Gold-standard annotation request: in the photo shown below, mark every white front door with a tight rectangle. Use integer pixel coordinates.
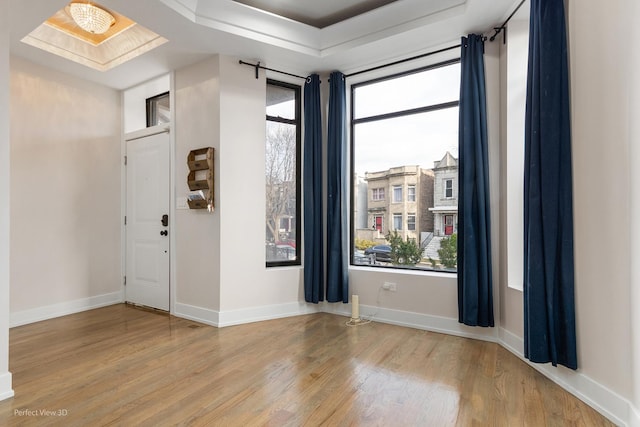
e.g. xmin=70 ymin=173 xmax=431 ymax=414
xmin=125 ymin=132 xmax=170 ymax=311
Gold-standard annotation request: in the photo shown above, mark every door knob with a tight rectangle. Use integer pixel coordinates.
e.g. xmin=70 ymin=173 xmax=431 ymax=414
xmin=160 ymin=230 xmax=168 ymax=236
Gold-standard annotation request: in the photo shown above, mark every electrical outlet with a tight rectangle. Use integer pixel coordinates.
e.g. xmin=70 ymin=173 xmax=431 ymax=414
xmin=382 ymin=282 xmax=397 ymax=291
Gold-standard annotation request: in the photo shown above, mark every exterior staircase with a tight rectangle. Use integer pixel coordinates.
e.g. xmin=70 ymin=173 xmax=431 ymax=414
xmin=423 ymin=236 xmax=444 ymax=261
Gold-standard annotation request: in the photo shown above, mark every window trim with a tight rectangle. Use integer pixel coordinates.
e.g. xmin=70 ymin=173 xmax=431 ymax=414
xmin=146 ymin=91 xmax=170 ymax=128
xmin=393 ymin=213 xmax=403 ymax=231
xmin=407 ymin=213 xmax=416 ymax=231
xmin=444 ymin=179 xmax=454 ymax=199
xmin=407 ymin=185 xmax=416 ymax=202
xmin=266 ymin=79 xmax=302 ymax=268
xmin=372 ymin=187 xmax=385 ymax=201
xmin=392 ymin=185 xmax=403 ymax=203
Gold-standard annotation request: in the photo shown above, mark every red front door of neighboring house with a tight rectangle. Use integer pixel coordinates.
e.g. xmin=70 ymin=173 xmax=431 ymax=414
xmin=444 ymin=215 xmax=454 ymax=235
xmin=374 ymin=215 xmax=383 ymax=232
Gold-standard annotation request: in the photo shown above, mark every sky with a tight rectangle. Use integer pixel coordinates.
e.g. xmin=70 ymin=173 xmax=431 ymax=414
xmin=352 ymin=62 xmax=460 ymax=176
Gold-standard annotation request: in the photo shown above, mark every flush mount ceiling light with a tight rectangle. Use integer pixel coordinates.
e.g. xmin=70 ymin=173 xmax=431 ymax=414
xmin=68 ymin=2 xmax=115 ymax=34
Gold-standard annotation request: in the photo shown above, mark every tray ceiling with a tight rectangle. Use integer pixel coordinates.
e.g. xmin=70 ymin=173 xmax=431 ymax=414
xmin=10 ymin=0 xmax=520 ymax=89
xmin=232 ymin=0 xmax=398 ymax=28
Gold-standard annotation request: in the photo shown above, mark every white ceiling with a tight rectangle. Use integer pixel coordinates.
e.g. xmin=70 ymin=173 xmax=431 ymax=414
xmin=9 ymin=0 xmax=520 ymax=90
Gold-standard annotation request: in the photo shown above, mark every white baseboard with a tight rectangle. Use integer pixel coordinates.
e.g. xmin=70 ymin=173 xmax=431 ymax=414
xmin=218 ymin=302 xmax=320 ymax=327
xmin=499 ymin=327 xmax=629 ymax=427
xmin=323 ymin=302 xmax=499 ymax=342
xmin=173 ymin=301 xmax=320 ymax=328
xmin=499 ymin=325 xmax=524 ymax=354
xmin=0 ymin=372 xmax=13 ymax=402
xmin=10 ymin=291 xmax=124 ymax=328
xmin=173 ymin=302 xmax=220 ymax=327
xmin=630 ymin=403 xmax=640 ymax=427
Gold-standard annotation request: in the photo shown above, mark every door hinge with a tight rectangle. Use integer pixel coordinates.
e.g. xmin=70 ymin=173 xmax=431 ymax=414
xmin=124 ymin=216 xmax=127 ymax=225
xmin=124 ymin=276 xmax=127 ymax=286
xmin=124 ymin=155 xmax=127 ymax=165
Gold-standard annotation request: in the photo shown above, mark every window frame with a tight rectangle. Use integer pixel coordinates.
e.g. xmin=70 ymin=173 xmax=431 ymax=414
xmin=393 ymin=213 xmax=403 ymax=231
xmin=349 ymin=58 xmax=461 ymax=272
xmin=146 ymin=91 xmax=170 ymax=128
xmin=407 ymin=214 xmax=416 ymax=231
xmin=392 ymin=185 xmax=403 ymax=203
xmin=372 ymin=187 xmax=385 ymax=201
xmin=266 ymin=79 xmax=302 ymax=268
xmin=444 ymin=179 xmax=454 ymax=199
xmin=407 ymin=185 xmax=416 ymax=202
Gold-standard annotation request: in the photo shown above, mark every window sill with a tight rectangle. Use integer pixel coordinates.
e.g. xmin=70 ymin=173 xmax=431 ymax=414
xmin=266 ymin=263 xmax=302 ymax=270
xmin=349 ymin=264 xmax=457 ymax=279
xmin=507 ymin=283 xmax=523 ymax=292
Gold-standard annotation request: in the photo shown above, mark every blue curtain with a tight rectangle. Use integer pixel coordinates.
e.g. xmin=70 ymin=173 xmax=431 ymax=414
xmin=457 ymin=35 xmax=494 ymax=327
xmin=524 ymin=0 xmax=577 ymax=369
xmin=303 ymin=74 xmax=324 ymax=303
xmin=326 ymin=71 xmax=349 ymax=303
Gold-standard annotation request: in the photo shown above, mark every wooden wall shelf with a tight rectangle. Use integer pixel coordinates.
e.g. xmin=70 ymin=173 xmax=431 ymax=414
xmin=187 ymin=147 xmax=214 ymax=211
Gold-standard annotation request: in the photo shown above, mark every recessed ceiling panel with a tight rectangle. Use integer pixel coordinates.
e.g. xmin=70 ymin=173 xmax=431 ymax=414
xmin=21 ymin=2 xmax=168 ymax=72
xmin=233 ymin=0 xmax=398 ymax=28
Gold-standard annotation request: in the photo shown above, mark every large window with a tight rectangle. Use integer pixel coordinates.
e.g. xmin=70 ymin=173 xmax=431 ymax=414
xmin=265 ymin=80 xmax=301 ymax=266
xmin=351 ymin=60 xmax=460 ymax=272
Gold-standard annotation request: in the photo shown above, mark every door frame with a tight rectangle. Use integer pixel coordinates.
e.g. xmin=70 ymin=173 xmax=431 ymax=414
xmin=444 ymin=214 xmax=454 ymax=236
xmin=121 ymin=103 xmax=176 ymax=313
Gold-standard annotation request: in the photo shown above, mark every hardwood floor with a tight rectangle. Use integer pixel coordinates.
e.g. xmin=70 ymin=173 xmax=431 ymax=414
xmin=0 ymin=304 xmax=613 ymax=426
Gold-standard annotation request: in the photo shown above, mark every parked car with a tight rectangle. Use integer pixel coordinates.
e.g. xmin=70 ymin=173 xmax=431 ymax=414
xmin=364 ymin=245 xmax=392 ymax=262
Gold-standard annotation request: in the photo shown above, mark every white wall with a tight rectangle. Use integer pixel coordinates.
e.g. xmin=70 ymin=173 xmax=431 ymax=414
xmin=630 ymin=0 xmax=640 ymax=421
xmin=9 ymin=56 xmax=122 ymax=321
xmin=0 ymin=0 xmax=13 ymax=402
xmin=621 ymin=0 xmax=640 ymax=422
xmin=174 ymin=56 xmax=221 ymax=312
xmin=569 ymin=0 xmax=632 ymax=399
xmin=218 ymin=56 xmax=304 ymax=313
xmin=498 ymin=13 xmax=525 ymax=341
xmin=505 ymin=8 xmax=528 ymax=292
xmin=217 ymin=55 xmax=267 ymax=311
xmin=173 ymin=56 xmax=306 ymax=324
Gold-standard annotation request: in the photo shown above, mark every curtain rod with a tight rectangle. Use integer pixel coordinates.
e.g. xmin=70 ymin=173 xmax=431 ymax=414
xmin=344 ymin=44 xmax=461 ymax=79
xmin=345 ymin=1 xmax=528 ymax=78
xmin=489 ymin=0 xmax=527 ymax=43
xmin=238 ymin=60 xmax=308 ymax=81
xmin=242 ymin=1 xmax=527 ymax=81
